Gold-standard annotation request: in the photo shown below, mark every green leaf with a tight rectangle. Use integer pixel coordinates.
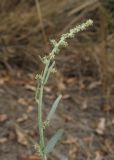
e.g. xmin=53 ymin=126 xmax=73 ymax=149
xmin=46 ymin=94 xmax=62 ymax=122
xmin=44 ymin=61 xmax=55 ymax=84
xmin=45 ymin=129 xmax=63 ymax=154
xmin=42 ymin=60 xmax=50 ymax=82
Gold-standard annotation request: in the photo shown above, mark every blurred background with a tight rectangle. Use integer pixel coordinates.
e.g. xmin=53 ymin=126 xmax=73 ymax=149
xmin=0 ymin=0 xmax=114 ymax=160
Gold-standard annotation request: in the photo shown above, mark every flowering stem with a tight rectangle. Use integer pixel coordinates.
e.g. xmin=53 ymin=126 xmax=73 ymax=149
xmin=38 ymin=85 xmax=45 ymax=151
xmin=35 ymin=19 xmax=93 ymax=160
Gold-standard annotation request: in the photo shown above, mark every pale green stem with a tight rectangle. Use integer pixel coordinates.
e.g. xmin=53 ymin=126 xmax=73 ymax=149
xmin=37 ymin=61 xmax=51 ymax=159
xmin=44 ymin=155 xmax=47 ymax=160
xmin=38 ymin=85 xmax=44 ymax=146
xmin=38 ymin=85 xmax=46 ymax=159
xmin=36 ymin=19 xmax=93 ymax=160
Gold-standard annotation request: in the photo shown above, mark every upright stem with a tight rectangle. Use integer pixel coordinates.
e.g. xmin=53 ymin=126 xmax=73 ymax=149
xmin=38 ymin=84 xmax=46 ymax=159
xmin=35 ymin=19 xmax=93 ymax=160
xmin=44 ymin=155 xmax=47 ymax=160
xmin=36 ymin=61 xmax=51 ymax=160
xmin=38 ymin=85 xmax=44 ymax=146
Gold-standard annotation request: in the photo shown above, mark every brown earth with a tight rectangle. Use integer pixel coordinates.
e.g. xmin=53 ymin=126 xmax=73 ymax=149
xmin=0 ymin=0 xmax=114 ymax=160
xmin=0 ymin=69 xmax=114 ymax=160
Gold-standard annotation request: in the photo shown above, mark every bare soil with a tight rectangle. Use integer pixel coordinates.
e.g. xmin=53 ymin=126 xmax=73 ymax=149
xmin=0 ymin=1 xmax=114 ymax=160
xmin=0 ymin=70 xmax=114 ymax=160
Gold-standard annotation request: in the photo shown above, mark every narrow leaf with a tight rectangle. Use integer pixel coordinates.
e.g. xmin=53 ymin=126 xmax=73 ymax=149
xmin=42 ymin=60 xmax=50 ymax=82
xmin=46 ymin=94 xmax=62 ymax=122
xmin=45 ymin=129 xmax=63 ymax=154
xmin=44 ymin=61 xmax=55 ymax=84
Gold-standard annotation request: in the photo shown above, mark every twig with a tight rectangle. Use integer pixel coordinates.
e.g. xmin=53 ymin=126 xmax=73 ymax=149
xmin=35 ymin=0 xmax=48 ymax=48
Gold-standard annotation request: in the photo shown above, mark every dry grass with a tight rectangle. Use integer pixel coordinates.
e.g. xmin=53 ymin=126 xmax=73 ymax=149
xmin=0 ymin=0 xmax=114 ymax=95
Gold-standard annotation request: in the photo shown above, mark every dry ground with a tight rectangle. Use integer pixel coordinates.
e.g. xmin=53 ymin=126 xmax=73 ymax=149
xmin=0 ymin=0 xmax=114 ymax=160
xmin=0 ymin=69 xmax=114 ymax=160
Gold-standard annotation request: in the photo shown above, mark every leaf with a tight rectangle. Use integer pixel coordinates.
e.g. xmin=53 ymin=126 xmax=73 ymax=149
xmin=45 ymin=129 xmax=63 ymax=155
xmin=96 ymin=118 xmax=106 ymax=135
xmin=81 ymin=99 xmax=88 ymax=110
xmin=15 ymin=126 xmax=28 ymax=146
xmin=22 ymin=154 xmax=41 ymax=160
xmin=44 ymin=61 xmax=55 ymax=84
xmin=62 ymin=137 xmax=77 ymax=145
xmin=95 ymin=151 xmax=102 ymax=160
xmin=42 ymin=60 xmax=50 ymax=82
xmin=0 ymin=114 xmax=8 ymax=122
xmin=0 ymin=137 xmax=8 ymax=144
xmin=17 ymin=98 xmax=28 ymax=106
xmin=16 ymin=114 xmax=28 ymax=123
xmin=25 ymin=84 xmax=36 ymax=91
xmin=27 ymin=106 xmax=34 ymax=113
xmin=46 ymin=95 xmax=62 ymax=122
xmin=88 ymin=81 xmax=101 ymax=90
xmin=0 ymin=75 xmax=10 ymax=85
